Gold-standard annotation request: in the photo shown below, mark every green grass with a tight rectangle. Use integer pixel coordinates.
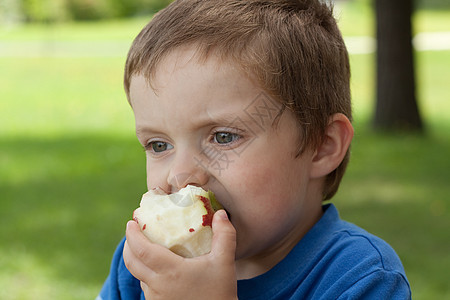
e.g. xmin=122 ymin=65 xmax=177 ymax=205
xmin=1 ymin=5 xmax=449 ymax=300
xmin=0 ymin=134 xmax=146 ymax=299
xmin=0 ymin=57 xmax=133 ymax=136
xmin=0 ymin=17 xmax=152 ymax=41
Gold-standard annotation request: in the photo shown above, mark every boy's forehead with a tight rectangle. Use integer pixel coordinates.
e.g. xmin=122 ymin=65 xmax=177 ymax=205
xmin=139 ymin=45 xmax=245 ymax=89
xmin=128 ymin=45 xmax=280 ymax=116
xmin=128 ymin=52 xmax=283 ymax=131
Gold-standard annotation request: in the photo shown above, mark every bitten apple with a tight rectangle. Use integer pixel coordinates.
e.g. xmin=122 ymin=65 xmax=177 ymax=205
xmin=132 ymin=185 xmax=222 ymax=258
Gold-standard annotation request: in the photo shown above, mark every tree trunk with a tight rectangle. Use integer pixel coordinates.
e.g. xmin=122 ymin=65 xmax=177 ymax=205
xmin=374 ymin=0 xmax=423 ymax=131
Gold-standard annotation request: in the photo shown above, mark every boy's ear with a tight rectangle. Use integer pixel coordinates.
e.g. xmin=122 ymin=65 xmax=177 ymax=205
xmin=310 ymin=113 xmax=354 ymax=179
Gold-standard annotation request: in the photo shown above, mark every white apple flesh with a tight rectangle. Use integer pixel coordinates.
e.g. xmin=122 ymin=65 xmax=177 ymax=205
xmin=132 ymin=185 xmax=222 ymax=258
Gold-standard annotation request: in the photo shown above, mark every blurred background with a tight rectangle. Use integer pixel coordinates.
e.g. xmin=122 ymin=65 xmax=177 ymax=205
xmin=0 ymin=0 xmax=449 ymax=299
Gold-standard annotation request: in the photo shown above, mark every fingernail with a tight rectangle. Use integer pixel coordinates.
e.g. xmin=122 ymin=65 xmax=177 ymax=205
xmin=126 ymin=220 xmax=135 ymax=230
xmin=219 ymin=209 xmax=229 ymax=220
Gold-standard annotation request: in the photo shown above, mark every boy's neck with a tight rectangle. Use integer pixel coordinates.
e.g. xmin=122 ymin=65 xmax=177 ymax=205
xmin=235 ymin=202 xmax=324 ymax=280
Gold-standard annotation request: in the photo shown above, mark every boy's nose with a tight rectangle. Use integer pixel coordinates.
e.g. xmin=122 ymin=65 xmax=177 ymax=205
xmin=166 ymin=152 xmax=210 ymax=193
xmin=168 ymin=173 xmax=208 ymax=193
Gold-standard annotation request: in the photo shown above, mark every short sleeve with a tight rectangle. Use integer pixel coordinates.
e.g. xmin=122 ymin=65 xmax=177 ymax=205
xmin=337 ymin=269 xmax=411 ymax=300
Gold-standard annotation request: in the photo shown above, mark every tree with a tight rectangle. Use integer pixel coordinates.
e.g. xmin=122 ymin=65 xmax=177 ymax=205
xmin=374 ymin=0 xmax=423 ymax=131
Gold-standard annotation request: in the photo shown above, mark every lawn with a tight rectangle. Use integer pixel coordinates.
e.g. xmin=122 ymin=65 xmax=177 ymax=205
xmin=1 ymin=4 xmax=449 ymax=300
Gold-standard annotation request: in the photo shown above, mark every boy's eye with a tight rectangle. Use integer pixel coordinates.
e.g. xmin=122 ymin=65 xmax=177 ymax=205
xmin=147 ymin=141 xmax=173 ymax=153
xmin=214 ymin=132 xmax=240 ymax=144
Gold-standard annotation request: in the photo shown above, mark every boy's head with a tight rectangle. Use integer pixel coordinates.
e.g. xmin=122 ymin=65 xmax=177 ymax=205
xmin=124 ymin=0 xmax=351 ymax=200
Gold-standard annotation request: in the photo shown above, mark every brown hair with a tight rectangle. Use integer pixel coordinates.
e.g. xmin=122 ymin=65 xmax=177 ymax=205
xmin=124 ymin=0 xmax=352 ymax=200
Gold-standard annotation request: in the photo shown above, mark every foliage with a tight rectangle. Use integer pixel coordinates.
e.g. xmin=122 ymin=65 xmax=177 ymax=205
xmin=3 ymin=0 xmax=449 ymax=23
xmin=14 ymin=0 xmax=173 ymax=22
xmin=416 ymin=0 xmax=450 ymax=10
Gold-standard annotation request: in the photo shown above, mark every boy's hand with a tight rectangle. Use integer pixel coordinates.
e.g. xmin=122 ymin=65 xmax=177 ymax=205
xmin=123 ymin=210 xmax=238 ymax=300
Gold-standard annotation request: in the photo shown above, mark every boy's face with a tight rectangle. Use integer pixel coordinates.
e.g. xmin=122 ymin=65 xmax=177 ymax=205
xmin=129 ymin=47 xmax=323 ymax=275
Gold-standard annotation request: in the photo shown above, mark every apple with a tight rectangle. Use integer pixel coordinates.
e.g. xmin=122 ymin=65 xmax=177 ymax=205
xmin=132 ymin=185 xmax=223 ymax=258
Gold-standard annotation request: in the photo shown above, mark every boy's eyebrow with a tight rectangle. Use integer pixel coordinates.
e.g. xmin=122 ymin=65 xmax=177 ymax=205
xmin=135 ymin=127 xmax=155 ymax=145
xmin=204 ymin=104 xmax=284 ymax=131
xmin=200 ymin=111 xmax=265 ymax=131
xmin=203 ymin=112 xmax=242 ymax=126
xmin=198 ymin=111 xmax=276 ymax=136
xmin=134 ymin=104 xmax=284 ymax=143
xmin=135 ymin=112 xmax=259 ymax=138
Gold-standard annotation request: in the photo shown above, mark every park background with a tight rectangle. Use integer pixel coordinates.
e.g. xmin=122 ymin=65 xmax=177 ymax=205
xmin=0 ymin=0 xmax=449 ymax=299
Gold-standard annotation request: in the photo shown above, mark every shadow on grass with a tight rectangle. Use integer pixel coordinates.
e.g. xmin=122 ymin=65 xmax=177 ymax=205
xmin=0 ymin=134 xmax=146 ymax=297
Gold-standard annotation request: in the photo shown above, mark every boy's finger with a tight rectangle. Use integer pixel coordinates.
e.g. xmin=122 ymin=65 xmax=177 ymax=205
xmin=123 ymin=239 xmax=154 ymax=282
xmin=125 ymin=220 xmax=182 ymax=272
xmin=210 ymin=210 xmax=237 ymax=262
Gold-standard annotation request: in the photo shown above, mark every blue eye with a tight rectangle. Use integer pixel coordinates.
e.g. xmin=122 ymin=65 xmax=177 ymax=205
xmin=148 ymin=141 xmax=173 ymax=153
xmin=214 ymin=132 xmax=240 ymax=144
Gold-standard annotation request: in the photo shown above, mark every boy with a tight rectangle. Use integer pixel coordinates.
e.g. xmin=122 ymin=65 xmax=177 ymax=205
xmin=98 ymin=0 xmax=411 ymax=299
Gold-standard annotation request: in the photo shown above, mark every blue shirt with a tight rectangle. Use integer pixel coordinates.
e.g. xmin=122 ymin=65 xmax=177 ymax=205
xmin=97 ymin=204 xmax=411 ymax=299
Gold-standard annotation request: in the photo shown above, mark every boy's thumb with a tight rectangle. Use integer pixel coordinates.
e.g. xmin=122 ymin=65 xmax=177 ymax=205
xmin=210 ymin=210 xmax=236 ymax=261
